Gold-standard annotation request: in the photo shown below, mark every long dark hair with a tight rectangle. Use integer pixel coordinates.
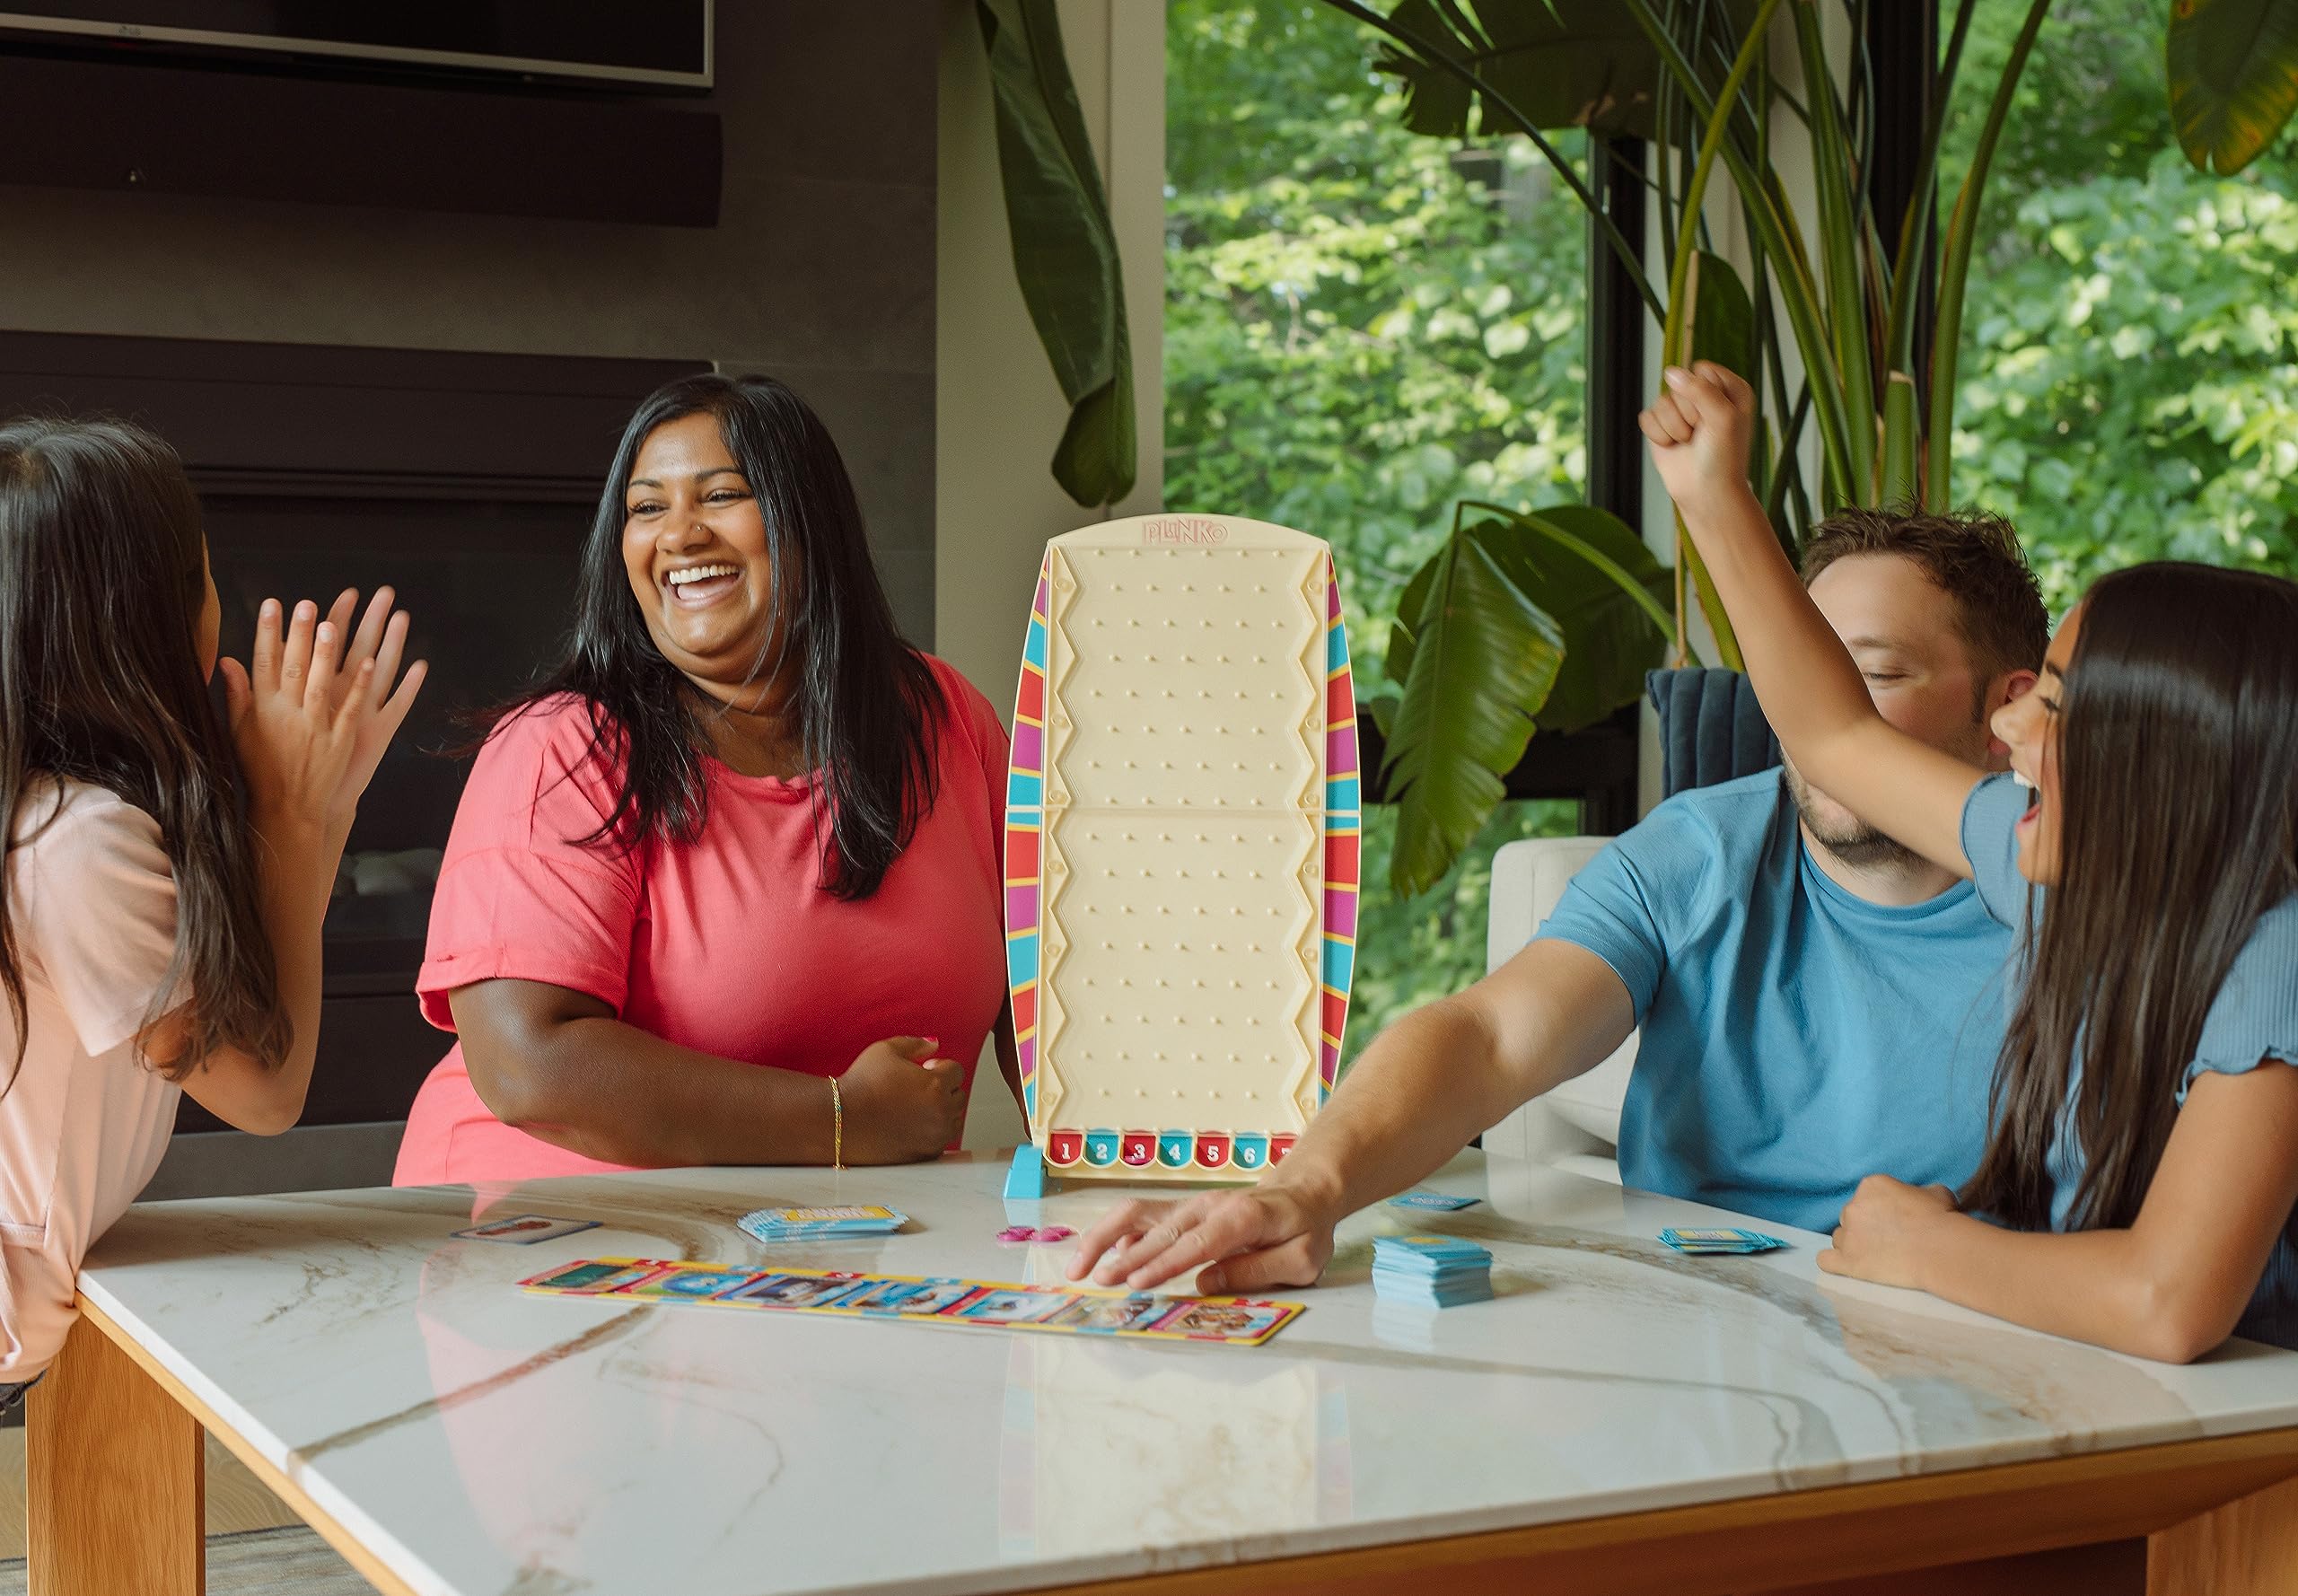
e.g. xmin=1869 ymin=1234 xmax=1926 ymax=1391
xmin=0 ymin=417 xmax=288 ymax=1079
xmin=500 ymin=373 xmax=943 ymax=899
xmin=1963 ymin=563 xmax=2298 ymax=1230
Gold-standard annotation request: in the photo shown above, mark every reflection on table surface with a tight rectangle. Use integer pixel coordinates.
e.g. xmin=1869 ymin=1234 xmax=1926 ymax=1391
xmin=75 ymin=1152 xmax=2298 ymax=1596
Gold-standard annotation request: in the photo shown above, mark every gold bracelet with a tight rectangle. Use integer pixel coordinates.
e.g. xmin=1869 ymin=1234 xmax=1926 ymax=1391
xmin=829 ymin=1074 xmax=844 ymax=1170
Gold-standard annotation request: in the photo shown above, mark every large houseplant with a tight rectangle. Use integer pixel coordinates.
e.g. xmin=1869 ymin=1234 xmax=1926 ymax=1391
xmin=1331 ymin=0 xmax=2298 ymax=896
xmin=1315 ymin=0 xmax=2045 ymax=893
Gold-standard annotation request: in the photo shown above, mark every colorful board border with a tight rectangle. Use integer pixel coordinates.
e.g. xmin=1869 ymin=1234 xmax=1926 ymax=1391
xmin=1320 ymin=551 xmax=1359 ymax=1096
xmin=1006 ymin=557 xmax=1052 ymax=1122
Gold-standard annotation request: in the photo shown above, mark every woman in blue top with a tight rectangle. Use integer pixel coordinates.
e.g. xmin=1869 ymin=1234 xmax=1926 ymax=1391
xmin=1643 ymin=362 xmax=2298 ymax=1364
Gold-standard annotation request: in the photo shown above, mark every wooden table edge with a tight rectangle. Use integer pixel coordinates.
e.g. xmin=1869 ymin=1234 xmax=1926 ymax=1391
xmin=61 ymin=1291 xmax=2298 ymax=1596
xmin=73 ymin=1291 xmax=423 ymax=1596
xmin=1008 ymin=1422 xmax=2298 ymax=1596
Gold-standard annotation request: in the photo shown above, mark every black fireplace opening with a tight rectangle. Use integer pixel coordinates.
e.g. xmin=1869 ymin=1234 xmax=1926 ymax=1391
xmin=208 ymin=492 xmax=588 ymax=978
xmin=0 ymin=333 xmax=703 ymax=1133
xmin=201 ymin=492 xmax=592 ymax=1129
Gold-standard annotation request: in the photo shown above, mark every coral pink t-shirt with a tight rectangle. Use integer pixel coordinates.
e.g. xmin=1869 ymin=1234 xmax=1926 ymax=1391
xmin=0 ymin=782 xmax=183 ymax=1380
xmin=393 ymin=656 xmax=1010 ymax=1187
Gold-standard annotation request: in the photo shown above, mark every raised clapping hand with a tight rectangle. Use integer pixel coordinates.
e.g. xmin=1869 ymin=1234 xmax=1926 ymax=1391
xmin=215 ymin=591 xmax=427 ymax=837
xmin=1637 ymin=361 xmax=1760 ymax=516
xmin=837 ymin=1037 xmax=967 ymax=1163
xmin=1819 ymin=1173 xmax=1960 ymax=1291
xmin=313 ymin=587 xmax=428 ymax=827
xmin=1065 ymin=1185 xmax=1335 ymax=1296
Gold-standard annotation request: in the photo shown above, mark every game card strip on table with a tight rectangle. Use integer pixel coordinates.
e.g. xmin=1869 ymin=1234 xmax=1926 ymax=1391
xmin=520 ymin=1258 xmax=1306 ymax=1346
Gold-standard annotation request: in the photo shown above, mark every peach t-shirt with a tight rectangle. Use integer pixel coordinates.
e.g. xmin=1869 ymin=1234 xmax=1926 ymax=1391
xmin=393 ymin=655 xmax=1010 ymax=1187
xmin=0 ymin=781 xmax=183 ymax=1380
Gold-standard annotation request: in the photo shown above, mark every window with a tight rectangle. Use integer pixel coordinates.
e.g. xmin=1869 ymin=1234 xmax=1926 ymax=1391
xmin=1165 ymin=0 xmax=1586 ymax=1063
xmin=1947 ymin=0 xmax=2298 ymax=609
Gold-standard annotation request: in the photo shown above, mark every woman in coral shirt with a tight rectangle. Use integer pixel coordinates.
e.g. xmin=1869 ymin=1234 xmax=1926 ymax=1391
xmin=393 ymin=374 xmax=1017 ymax=1186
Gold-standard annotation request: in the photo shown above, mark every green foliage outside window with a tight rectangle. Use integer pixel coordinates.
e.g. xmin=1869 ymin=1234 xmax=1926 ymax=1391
xmin=1168 ymin=0 xmax=2298 ymax=1063
xmin=1167 ymin=0 xmax=1591 ymax=1063
xmin=1949 ymin=0 xmax=2298 ymax=610
xmin=1165 ymin=0 xmax=1591 ymax=688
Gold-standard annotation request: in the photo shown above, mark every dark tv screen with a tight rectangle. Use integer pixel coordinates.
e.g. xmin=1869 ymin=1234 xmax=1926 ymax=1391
xmin=0 ymin=2 xmax=712 ymax=89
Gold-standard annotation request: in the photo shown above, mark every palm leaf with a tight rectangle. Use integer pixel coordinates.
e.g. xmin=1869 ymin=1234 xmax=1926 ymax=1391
xmin=1793 ymin=2 xmax=1875 ymax=501
xmin=1928 ymin=0 xmax=2052 ymax=508
xmin=1626 ymin=0 xmax=1857 ymax=507
xmin=1469 ymin=505 xmax=1674 ymax=732
xmin=1327 ymin=0 xmax=1664 ymax=316
xmin=1884 ymin=0 xmax=1979 ymax=374
xmin=1382 ymin=535 xmax=1563 ymax=898
xmin=2170 ymin=0 xmax=2298 ymax=175
xmin=1678 ymin=249 xmax=1759 ymax=667
xmin=976 ymin=0 xmax=1136 ymax=507
xmin=1373 ymin=0 xmax=1665 ymax=137
xmin=1880 ymin=370 xmax=1919 ymax=507
xmin=1386 ymin=504 xmax=1672 ymax=694
xmin=1687 ymin=249 xmax=1757 ymax=381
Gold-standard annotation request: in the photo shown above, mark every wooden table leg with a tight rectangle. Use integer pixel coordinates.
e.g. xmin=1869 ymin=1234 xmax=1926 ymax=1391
xmin=26 ymin=1310 xmax=206 ymax=1595
xmin=2149 ymin=1470 xmax=2298 ymax=1594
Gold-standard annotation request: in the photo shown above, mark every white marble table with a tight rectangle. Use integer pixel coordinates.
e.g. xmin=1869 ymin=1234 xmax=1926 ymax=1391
xmin=29 ymin=1152 xmax=2298 ymax=1596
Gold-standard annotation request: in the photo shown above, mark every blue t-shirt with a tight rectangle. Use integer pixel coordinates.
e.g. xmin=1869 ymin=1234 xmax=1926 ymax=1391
xmin=1535 ymin=770 xmax=2014 ymax=1232
xmin=1960 ymin=772 xmax=2298 ymax=1348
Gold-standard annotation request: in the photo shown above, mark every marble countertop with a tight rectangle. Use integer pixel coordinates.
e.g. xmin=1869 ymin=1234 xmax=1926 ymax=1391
xmin=78 ymin=1152 xmax=2298 ymax=1596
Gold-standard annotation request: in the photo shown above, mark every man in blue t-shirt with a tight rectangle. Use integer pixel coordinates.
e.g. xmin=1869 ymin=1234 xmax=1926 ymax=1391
xmin=1066 ymin=510 xmax=2050 ymax=1296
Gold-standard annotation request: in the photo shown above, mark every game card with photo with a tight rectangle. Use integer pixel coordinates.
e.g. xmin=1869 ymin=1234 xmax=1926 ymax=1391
xmin=1046 ymin=1293 xmax=1171 ymax=1333
xmin=521 ymin=1258 xmax=672 ymax=1296
xmin=951 ymin=1287 xmax=1077 ymax=1326
xmin=454 ymin=1214 xmax=602 ymax=1245
xmin=725 ymin=1272 xmax=873 ymax=1311
xmin=616 ymin=1266 xmax=759 ymax=1302
xmin=840 ymin=1277 xmax=983 ymax=1318
xmin=1147 ymin=1300 xmax=1298 ymax=1344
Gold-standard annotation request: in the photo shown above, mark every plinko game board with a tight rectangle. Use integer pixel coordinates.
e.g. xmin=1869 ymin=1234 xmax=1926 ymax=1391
xmin=1004 ymin=515 xmax=1358 ymax=1190
xmin=522 ymin=1258 xmax=1305 ymax=1347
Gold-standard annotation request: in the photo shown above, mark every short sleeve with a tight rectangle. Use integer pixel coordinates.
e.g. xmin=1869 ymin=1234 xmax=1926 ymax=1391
xmin=1958 ymin=771 xmax=2032 ymax=928
xmin=417 ymin=700 xmax=645 ymax=1030
xmin=1532 ymin=837 xmax=1670 ymax=1021
xmin=2181 ymin=896 xmax=2298 ymax=1095
xmin=927 ymin=656 xmax=1012 ymax=873
xmin=14 ymin=791 xmax=180 ymax=1057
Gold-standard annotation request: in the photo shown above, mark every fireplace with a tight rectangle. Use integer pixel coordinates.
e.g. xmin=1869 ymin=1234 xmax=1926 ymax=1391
xmin=0 ymin=332 xmax=701 ymax=1136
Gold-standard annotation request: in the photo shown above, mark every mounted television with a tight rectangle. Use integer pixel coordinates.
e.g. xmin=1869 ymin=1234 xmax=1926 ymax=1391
xmin=0 ymin=2 xmax=712 ymax=91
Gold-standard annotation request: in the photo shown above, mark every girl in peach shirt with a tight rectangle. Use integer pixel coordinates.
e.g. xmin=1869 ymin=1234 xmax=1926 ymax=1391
xmin=0 ymin=417 xmax=425 ymax=1398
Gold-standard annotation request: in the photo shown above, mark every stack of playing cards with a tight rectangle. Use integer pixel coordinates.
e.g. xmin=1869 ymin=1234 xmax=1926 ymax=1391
xmin=738 ymin=1206 xmax=908 ymax=1244
xmin=1371 ymin=1234 xmax=1493 ymax=1308
xmin=1658 ymin=1227 xmax=1786 ymax=1256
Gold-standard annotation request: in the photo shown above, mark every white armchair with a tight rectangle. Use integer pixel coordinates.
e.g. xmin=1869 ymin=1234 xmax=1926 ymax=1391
xmin=1479 ymin=837 xmax=1636 ymax=1183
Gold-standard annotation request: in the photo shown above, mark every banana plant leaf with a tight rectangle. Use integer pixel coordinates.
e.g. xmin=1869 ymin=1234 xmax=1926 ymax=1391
xmin=1373 ymin=0 xmax=1761 ymax=140
xmin=1389 ymin=506 xmax=1672 ymax=732
xmin=2170 ymin=0 xmax=2298 ymax=174
xmin=1381 ymin=503 xmax=1671 ymax=894
xmin=1373 ymin=0 xmax=1659 ymax=137
xmin=976 ymin=0 xmax=1136 ymax=506
xmin=1381 ymin=534 xmax=1565 ymax=899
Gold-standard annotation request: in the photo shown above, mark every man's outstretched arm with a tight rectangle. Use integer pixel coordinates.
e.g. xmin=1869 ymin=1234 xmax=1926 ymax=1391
xmin=1065 ymin=938 xmax=1636 ymax=1293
